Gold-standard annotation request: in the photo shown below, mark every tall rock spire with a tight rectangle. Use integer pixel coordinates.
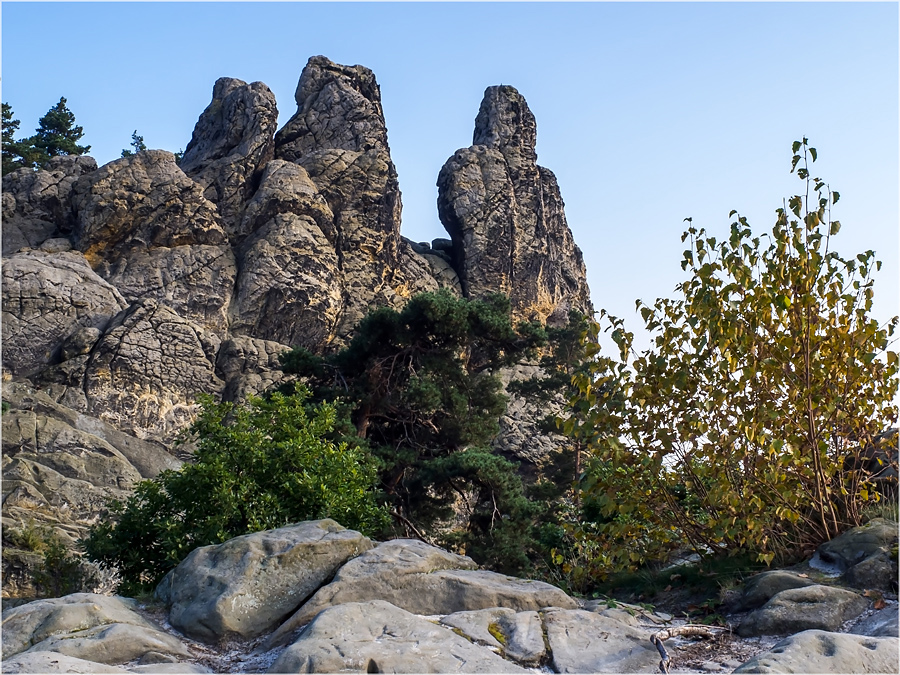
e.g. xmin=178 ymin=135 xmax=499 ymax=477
xmin=437 ymin=85 xmax=592 ymax=325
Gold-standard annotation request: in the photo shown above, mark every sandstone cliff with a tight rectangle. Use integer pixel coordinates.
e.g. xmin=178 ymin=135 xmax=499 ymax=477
xmin=1 ymin=56 xmax=591 ymax=593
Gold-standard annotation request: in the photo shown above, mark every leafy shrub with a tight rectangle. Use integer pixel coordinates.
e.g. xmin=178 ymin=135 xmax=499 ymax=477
xmin=83 ymin=385 xmax=389 ymax=594
xmin=561 ymin=139 xmax=898 ymax=578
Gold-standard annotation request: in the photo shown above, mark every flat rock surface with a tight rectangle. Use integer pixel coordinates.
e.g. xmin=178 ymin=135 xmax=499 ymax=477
xmin=156 ymin=520 xmax=372 ymax=642
xmin=849 ymin=604 xmax=900 ymax=638
xmin=1 ymin=594 xmax=152 ymax=659
xmin=24 ymin=622 xmax=191 ymax=665
xmin=543 ymin=608 xmax=660 ymax=674
xmin=268 ymin=538 xmax=576 ymax=648
xmin=738 ymin=584 xmax=870 ymax=637
xmin=441 ymin=608 xmax=546 ymax=666
xmin=268 ymin=600 xmax=527 ymax=673
xmin=733 ymin=629 xmax=899 ymax=673
xmin=0 ymin=651 xmax=130 ymax=673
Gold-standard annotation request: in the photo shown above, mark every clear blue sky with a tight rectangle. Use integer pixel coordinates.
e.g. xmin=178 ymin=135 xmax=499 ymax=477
xmin=3 ymin=2 xmax=897 ymax=351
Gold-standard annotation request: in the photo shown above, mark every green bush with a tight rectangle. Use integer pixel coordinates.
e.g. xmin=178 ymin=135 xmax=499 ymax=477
xmin=83 ymin=385 xmax=389 ymax=594
xmin=561 ymin=139 xmax=898 ymax=578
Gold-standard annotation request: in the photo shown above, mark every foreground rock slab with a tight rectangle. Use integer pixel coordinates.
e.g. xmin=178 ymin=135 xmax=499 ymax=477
xmin=267 ymin=538 xmax=576 ymax=647
xmin=25 ymin=622 xmax=191 ymax=665
xmin=1 ymin=594 xmax=153 ymax=659
xmin=441 ymin=608 xmax=545 ymax=666
xmin=156 ymin=520 xmax=372 ymax=642
xmin=0 ymin=651 xmax=130 ymax=674
xmin=268 ymin=600 xmax=527 ymax=674
xmin=733 ymin=629 xmax=899 ymax=673
xmin=738 ymin=584 xmax=869 ymax=637
xmin=543 ymin=609 xmax=660 ymax=674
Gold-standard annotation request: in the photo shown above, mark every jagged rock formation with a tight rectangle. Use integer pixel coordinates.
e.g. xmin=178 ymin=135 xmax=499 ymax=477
xmin=437 ymin=85 xmax=592 ymax=326
xmin=1 ymin=55 xmax=592 ymax=594
xmin=179 ymin=77 xmax=278 ymax=238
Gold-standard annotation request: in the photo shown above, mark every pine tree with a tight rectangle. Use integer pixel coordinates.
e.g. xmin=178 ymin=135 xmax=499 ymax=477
xmin=121 ymin=130 xmax=147 ymax=157
xmin=31 ymin=97 xmax=90 ymax=162
xmin=2 ymin=103 xmax=39 ymax=175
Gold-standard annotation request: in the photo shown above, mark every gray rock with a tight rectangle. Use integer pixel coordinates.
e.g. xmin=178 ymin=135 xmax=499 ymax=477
xmin=180 ymin=77 xmax=278 ymax=238
xmin=268 ymin=600 xmax=527 ymax=674
xmin=101 ymin=244 xmax=236 ymax=333
xmin=1 ymin=651 xmax=129 ymax=673
xmin=543 ymin=608 xmax=660 ymax=674
xmin=230 ymin=159 xmax=343 ymax=350
xmin=129 ymin=665 xmax=213 ymax=674
xmin=437 ymin=85 xmax=592 ymax=325
xmin=156 ymin=520 xmax=372 ymax=642
xmin=59 ymin=326 xmax=102 ymax=361
xmin=738 ymin=584 xmax=870 ymax=637
xmin=266 ymin=538 xmax=478 ymax=647
xmin=268 ymin=538 xmax=575 ymax=649
xmin=25 ymin=622 xmax=191 ymax=665
xmin=72 ymin=150 xmax=225 ymax=263
xmin=1 ymin=250 xmax=126 ymax=378
xmin=1 ymin=594 xmax=156 ymax=659
xmin=733 ymin=629 xmax=899 ymax=673
xmin=216 ymin=335 xmax=294 ymax=403
xmin=850 ymin=604 xmax=899 ymax=637
xmin=736 ymin=570 xmax=818 ymax=611
xmin=844 ymin=550 xmax=898 ymax=593
xmin=817 ymin=518 xmax=898 ymax=573
xmin=2 ymin=156 xmax=97 ymax=256
xmin=39 ymin=238 xmax=74 ymax=253
xmin=80 ymin=299 xmax=224 ymax=442
xmin=275 ymin=55 xmax=390 ymax=160
xmin=441 ymin=608 xmax=546 ymax=666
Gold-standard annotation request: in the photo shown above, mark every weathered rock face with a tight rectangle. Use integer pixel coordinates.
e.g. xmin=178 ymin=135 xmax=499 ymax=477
xmin=231 ymin=160 xmax=343 ymax=349
xmin=155 ymin=520 xmax=373 ymax=642
xmin=737 ymin=585 xmax=869 ymax=637
xmin=1 ymin=156 xmax=98 ymax=256
xmin=180 ymin=77 xmax=278 ymax=239
xmin=270 ymin=600 xmax=528 ymax=674
xmin=1 ymin=250 xmax=126 ymax=378
xmin=266 ymin=538 xmax=577 ymax=648
xmin=733 ymin=629 xmax=899 ymax=674
xmin=437 ymin=85 xmax=592 ymax=325
xmin=274 ymin=56 xmax=431 ymax=340
xmin=71 ymin=150 xmax=234 ymax=332
xmin=1 ymin=382 xmax=180 ymax=554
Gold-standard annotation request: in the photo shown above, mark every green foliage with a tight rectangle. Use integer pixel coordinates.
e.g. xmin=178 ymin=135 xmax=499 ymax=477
xmin=281 ymin=289 xmax=547 ymax=572
xmin=31 ymin=97 xmax=91 ymax=163
xmin=2 ymin=103 xmax=42 ymax=175
xmin=562 ymin=139 xmax=899 ymax=579
xmin=83 ymin=385 xmax=389 ymax=594
xmin=2 ymin=98 xmax=90 ymax=174
xmin=4 ymin=521 xmax=87 ymax=597
xmin=121 ymin=130 xmax=147 ymax=157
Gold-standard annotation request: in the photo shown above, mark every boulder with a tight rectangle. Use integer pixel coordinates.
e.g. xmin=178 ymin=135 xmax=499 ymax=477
xmin=1 ymin=250 xmax=126 ymax=378
xmin=267 ymin=538 xmax=575 ymax=648
xmin=849 ymin=604 xmax=899 ymax=638
xmin=156 ymin=520 xmax=372 ymax=642
xmin=268 ymin=600 xmax=527 ymax=674
xmin=735 ymin=569 xmax=818 ymax=612
xmin=71 ymin=150 xmax=233 ymax=331
xmin=179 ymin=77 xmax=278 ymax=237
xmin=441 ymin=608 xmax=546 ymax=666
xmin=437 ymin=85 xmax=592 ymax=325
xmin=1 ymin=593 xmax=158 ymax=659
xmin=843 ymin=550 xmax=898 ymax=593
xmin=24 ymin=622 xmax=191 ymax=665
xmin=817 ymin=518 xmax=898 ymax=573
xmin=1 ymin=651 xmax=129 ymax=673
xmin=543 ymin=608 xmax=660 ymax=674
xmin=1 ymin=155 xmax=97 ymax=256
xmin=733 ymin=629 xmax=899 ymax=673
xmin=737 ymin=584 xmax=870 ymax=637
